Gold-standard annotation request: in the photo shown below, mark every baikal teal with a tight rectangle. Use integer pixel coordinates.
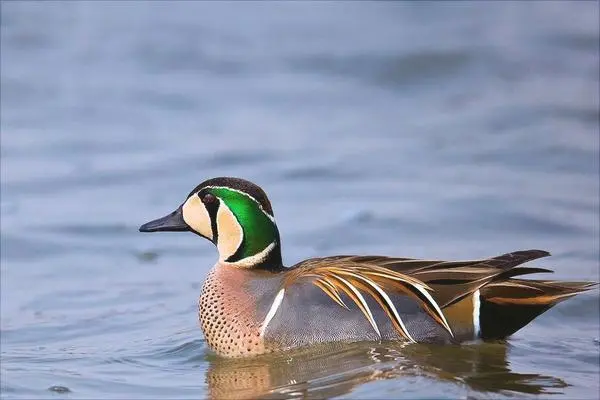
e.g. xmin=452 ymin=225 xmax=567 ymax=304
xmin=139 ymin=177 xmax=598 ymax=358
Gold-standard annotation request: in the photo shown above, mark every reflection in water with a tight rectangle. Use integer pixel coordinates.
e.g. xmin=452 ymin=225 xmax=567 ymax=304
xmin=205 ymin=342 xmax=568 ymax=399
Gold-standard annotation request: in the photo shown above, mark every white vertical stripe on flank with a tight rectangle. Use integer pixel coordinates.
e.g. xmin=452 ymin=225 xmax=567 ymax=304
xmin=260 ymin=288 xmax=285 ymax=337
xmin=473 ymin=289 xmax=481 ymax=338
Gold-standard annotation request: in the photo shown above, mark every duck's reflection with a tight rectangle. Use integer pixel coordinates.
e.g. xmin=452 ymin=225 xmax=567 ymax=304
xmin=204 ymin=341 xmax=568 ymax=399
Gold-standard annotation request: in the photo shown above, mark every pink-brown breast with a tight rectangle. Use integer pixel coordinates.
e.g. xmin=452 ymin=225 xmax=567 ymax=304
xmin=198 ymin=265 xmax=274 ymax=357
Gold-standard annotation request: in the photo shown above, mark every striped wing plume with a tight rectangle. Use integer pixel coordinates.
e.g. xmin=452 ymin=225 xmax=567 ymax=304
xmin=317 ymin=250 xmax=554 ymax=309
xmin=285 ymin=250 xmax=596 ymax=342
xmin=284 ymin=260 xmax=454 ymax=342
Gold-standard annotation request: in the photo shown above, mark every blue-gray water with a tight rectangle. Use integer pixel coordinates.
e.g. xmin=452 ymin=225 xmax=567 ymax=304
xmin=1 ymin=2 xmax=599 ymax=399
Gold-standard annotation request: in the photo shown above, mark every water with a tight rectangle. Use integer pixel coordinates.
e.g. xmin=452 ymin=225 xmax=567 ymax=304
xmin=1 ymin=2 xmax=599 ymax=399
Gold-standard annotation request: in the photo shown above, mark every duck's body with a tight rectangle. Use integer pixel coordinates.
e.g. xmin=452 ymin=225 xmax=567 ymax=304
xmin=198 ymin=261 xmax=451 ymax=357
xmin=140 ymin=177 xmax=597 ymax=358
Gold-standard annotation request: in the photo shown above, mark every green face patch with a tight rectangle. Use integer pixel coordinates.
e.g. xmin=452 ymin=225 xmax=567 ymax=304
xmin=210 ymin=187 xmax=279 ymax=261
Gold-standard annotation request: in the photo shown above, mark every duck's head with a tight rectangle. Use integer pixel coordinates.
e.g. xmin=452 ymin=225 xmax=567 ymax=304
xmin=139 ymin=177 xmax=282 ymax=270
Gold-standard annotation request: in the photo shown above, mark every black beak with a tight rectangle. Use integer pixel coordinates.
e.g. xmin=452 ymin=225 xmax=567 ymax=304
xmin=139 ymin=207 xmax=189 ymax=232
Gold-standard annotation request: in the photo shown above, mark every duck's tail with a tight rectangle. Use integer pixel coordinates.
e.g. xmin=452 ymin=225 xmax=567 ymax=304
xmin=476 ymin=279 xmax=597 ymax=339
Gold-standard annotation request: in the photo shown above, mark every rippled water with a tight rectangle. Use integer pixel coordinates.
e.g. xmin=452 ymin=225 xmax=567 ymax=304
xmin=1 ymin=2 xmax=599 ymax=399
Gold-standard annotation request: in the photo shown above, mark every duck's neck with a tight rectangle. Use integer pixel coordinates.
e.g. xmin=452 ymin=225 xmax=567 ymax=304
xmin=219 ymin=242 xmax=285 ymax=272
xmin=251 ymin=242 xmax=284 ymax=271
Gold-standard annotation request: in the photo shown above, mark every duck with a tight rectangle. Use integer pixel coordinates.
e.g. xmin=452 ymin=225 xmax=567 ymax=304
xmin=139 ymin=177 xmax=597 ymax=358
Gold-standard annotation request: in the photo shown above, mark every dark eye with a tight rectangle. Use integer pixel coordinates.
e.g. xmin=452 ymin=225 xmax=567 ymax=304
xmin=201 ymin=193 xmax=216 ymax=204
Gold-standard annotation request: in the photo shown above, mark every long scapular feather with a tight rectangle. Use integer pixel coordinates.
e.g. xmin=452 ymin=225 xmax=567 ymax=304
xmin=328 ymin=274 xmax=381 ymax=337
xmin=313 ymin=278 xmax=349 ymax=310
xmin=285 ymin=262 xmax=452 ymax=339
xmin=336 ymin=266 xmax=453 ymax=336
xmin=339 ymin=272 xmax=416 ymax=342
xmin=354 ymin=269 xmax=453 ymax=336
xmin=482 ymin=278 xmax=597 ymax=304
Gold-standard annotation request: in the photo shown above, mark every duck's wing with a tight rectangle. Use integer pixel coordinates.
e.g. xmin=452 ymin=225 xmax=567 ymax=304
xmin=285 ymin=249 xmax=597 ymax=340
xmin=285 ymin=254 xmax=454 ymax=341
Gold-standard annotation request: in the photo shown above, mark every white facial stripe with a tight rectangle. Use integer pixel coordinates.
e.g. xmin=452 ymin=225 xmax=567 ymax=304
xmin=216 ymin=202 xmax=244 ymax=262
xmin=182 ymin=195 xmax=213 ymax=240
xmin=221 ymin=241 xmax=276 ymax=268
xmin=259 ymin=288 xmax=285 ymax=337
xmin=204 ymin=185 xmax=275 ymax=222
xmin=473 ymin=289 xmax=481 ymax=339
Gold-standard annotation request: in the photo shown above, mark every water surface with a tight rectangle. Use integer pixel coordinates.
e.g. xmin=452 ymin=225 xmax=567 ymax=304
xmin=1 ymin=2 xmax=599 ymax=399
